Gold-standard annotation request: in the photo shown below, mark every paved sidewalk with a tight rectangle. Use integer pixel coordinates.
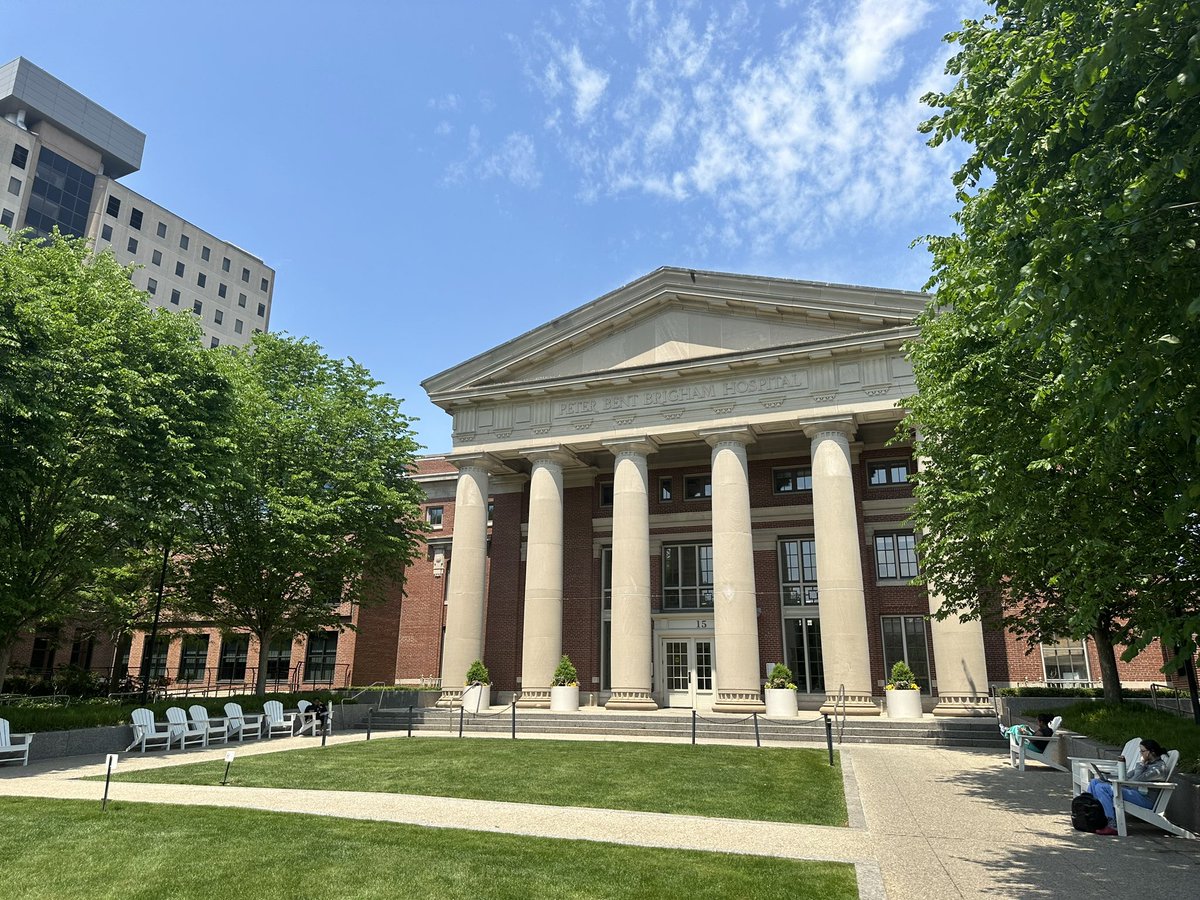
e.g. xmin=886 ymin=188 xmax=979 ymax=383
xmin=2 ymin=731 xmax=1198 ymax=898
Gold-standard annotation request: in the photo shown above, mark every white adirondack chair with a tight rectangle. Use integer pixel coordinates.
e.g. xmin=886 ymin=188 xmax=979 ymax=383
xmin=188 ymin=705 xmax=229 ymax=745
xmin=295 ymin=700 xmax=318 ymax=736
xmin=1005 ymin=715 xmax=1067 ymax=772
xmin=223 ymin=702 xmax=265 ymax=742
xmin=262 ymin=700 xmax=298 ymax=738
xmin=1112 ymin=750 xmax=1196 ymax=838
xmin=0 ymin=717 xmax=33 ymax=766
xmin=165 ymin=707 xmax=208 ymax=750
xmin=1069 ymin=736 xmax=1142 ymax=795
xmin=126 ymin=708 xmax=172 ymax=752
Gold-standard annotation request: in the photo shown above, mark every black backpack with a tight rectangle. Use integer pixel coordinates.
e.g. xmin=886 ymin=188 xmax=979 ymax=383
xmin=1071 ymin=791 xmax=1108 ymax=831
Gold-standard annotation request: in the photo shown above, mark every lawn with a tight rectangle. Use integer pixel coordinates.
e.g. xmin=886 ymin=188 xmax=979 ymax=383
xmin=0 ymin=798 xmax=859 ymax=900
xmin=112 ymin=737 xmax=849 ymax=825
xmin=1046 ymin=702 xmax=1200 ymax=774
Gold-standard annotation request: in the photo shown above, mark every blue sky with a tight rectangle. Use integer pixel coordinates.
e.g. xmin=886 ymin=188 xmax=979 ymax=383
xmin=4 ymin=0 xmax=981 ymax=452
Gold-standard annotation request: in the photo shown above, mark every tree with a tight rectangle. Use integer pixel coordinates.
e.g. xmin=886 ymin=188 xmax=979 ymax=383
xmin=909 ymin=0 xmax=1200 ymax=700
xmin=180 ymin=332 xmax=426 ymax=694
xmin=0 ymin=232 xmax=236 ymax=688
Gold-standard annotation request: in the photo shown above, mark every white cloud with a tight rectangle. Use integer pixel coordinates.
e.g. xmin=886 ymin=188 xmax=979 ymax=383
xmin=562 ymin=44 xmax=609 ymax=122
xmin=445 ymin=128 xmax=541 ymax=189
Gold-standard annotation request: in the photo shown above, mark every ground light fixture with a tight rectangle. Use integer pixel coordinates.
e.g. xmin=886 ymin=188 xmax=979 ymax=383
xmin=221 ymin=750 xmax=235 ymax=785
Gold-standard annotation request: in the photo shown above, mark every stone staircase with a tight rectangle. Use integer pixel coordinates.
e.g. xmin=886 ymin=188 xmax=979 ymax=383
xmin=363 ymin=705 xmax=1006 ymax=750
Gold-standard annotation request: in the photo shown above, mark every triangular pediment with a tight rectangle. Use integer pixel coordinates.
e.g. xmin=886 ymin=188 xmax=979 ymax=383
xmin=423 ymin=267 xmax=927 ymax=401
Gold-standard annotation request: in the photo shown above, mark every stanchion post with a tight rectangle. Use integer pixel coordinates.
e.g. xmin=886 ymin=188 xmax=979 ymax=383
xmin=458 ymin=703 xmax=465 ymax=738
xmin=824 ymin=714 xmax=834 ymax=766
xmin=753 ymin=712 xmax=761 ymax=748
xmin=511 ymin=702 xmax=516 ymax=740
xmin=101 ymin=753 xmax=117 ymax=810
xmin=691 ymin=709 xmax=697 ymax=745
xmin=407 ymin=705 xmax=413 ymax=738
xmin=366 ymin=709 xmax=372 ymax=741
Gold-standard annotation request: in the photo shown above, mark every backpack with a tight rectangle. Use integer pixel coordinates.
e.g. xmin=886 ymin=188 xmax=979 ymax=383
xmin=1071 ymin=791 xmax=1108 ymax=832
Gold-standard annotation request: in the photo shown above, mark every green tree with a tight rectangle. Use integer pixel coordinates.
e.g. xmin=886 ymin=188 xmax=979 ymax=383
xmin=180 ymin=332 xmax=426 ymax=695
xmin=0 ymin=232 xmax=236 ymax=687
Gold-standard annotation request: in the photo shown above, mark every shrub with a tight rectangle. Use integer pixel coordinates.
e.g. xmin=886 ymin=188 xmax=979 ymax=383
xmin=887 ymin=661 xmax=920 ymax=691
xmin=465 ymin=659 xmax=490 ymax=686
xmin=551 ymin=655 xmax=578 ymax=687
xmin=766 ymin=663 xmax=796 ymax=690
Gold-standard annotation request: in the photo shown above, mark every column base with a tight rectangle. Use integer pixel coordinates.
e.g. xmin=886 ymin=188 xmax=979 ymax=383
xmin=436 ymin=688 xmax=463 ymax=708
xmin=819 ymin=692 xmax=880 ymax=716
xmin=932 ymin=695 xmax=995 ymax=717
xmin=712 ymin=690 xmax=766 ymax=714
xmin=516 ymin=689 xmax=551 ymax=708
xmin=605 ymin=689 xmax=658 ymax=710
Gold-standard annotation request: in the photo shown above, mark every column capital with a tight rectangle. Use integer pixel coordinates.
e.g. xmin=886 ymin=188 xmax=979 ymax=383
xmin=518 ymin=445 xmax=581 ymax=468
xmin=601 ymin=435 xmax=658 ymax=457
xmin=446 ymin=452 xmax=516 ymax=476
xmin=800 ymin=416 xmax=857 ymax=441
xmin=699 ymin=426 xmax=756 ymax=449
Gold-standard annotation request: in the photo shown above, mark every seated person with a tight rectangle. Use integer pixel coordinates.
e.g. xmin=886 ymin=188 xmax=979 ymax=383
xmin=1087 ymin=738 xmax=1172 ymax=835
xmin=1004 ymin=713 xmax=1054 ymax=752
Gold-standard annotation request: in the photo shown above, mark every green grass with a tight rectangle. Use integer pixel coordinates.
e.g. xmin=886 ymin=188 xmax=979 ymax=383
xmin=112 ymin=737 xmax=848 ymax=825
xmin=0 ymin=798 xmax=857 ymax=900
xmin=1048 ymin=701 xmax=1200 ymax=774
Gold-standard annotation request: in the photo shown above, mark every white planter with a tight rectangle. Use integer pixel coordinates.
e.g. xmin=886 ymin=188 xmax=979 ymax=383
xmin=885 ymin=689 xmax=923 ymax=719
xmin=550 ymin=685 xmax=579 ymax=712
xmin=461 ymin=683 xmax=490 ymax=713
xmin=764 ymin=688 xmax=799 ymax=717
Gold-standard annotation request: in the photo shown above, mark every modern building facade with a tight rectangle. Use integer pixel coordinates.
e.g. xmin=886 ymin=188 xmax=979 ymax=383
xmin=0 ymin=57 xmax=273 ymax=348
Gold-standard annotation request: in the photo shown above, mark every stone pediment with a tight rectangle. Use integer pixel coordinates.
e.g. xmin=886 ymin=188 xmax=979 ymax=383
xmin=423 ymin=268 xmax=928 ymax=400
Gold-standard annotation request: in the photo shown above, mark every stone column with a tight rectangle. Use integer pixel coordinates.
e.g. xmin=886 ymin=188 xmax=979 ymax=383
xmin=912 ymin=452 xmax=992 ymax=716
xmin=603 ymin=438 xmax=658 ymax=710
xmin=804 ymin=419 xmax=879 ymax=715
xmin=703 ymin=428 xmax=765 ymax=713
xmin=438 ymin=460 xmax=492 ymax=707
xmin=517 ymin=448 xmax=570 ymax=707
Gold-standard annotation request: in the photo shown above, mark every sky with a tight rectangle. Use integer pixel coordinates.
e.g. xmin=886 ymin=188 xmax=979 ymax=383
xmin=3 ymin=0 xmax=984 ymax=453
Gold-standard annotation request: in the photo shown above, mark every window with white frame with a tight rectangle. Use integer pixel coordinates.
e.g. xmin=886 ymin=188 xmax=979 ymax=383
xmin=1041 ymin=639 xmax=1090 ymax=683
xmin=779 ymin=537 xmax=819 ymax=606
xmin=881 ymin=615 xmax=931 ymax=691
xmin=662 ymin=543 xmax=714 ymax=609
xmin=426 ymin=506 xmax=444 ymax=529
xmin=874 ymin=532 xmax=919 ymax=580
xmin=868 ymin=460 xmax=911 ymax=486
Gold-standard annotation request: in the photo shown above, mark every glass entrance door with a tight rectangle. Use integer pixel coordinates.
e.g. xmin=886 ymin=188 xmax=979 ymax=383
xmin=784 ymin=617 xmax=824 ymax=694
xmin=663 ymin=638 xmax=715 ymax=708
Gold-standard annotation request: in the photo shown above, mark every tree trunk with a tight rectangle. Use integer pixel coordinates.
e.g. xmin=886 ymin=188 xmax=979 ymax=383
xmin=1182 ymin=654 xmax=1200 ymax=726
xmin=0 ymin=641 xmax=11 ymax=694
xmin=254 ymin=631 xmax=271 ymax=696
xmin=1091 ymin=625 xmax=1124 ymax=705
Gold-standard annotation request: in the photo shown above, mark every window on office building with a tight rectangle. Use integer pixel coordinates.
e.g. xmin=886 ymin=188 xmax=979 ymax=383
xmin=1042 ymin=639 xmax=1090 ymax=683
xmin=11 ymin=145 xmax=28 ymax=168
xmin=210 ymin=336 xmax=220 ymax=348
xmin=265 ymin=635 xmax=292 ymax=682
xmin=152 ymin=249 xmax=162 ymax=265
xmin=201 ymin=246 xmax=211 ymax=262
xmin=427 ymin=506 xmax=444 ymax=528
xmin=222 ymin=256 xmax=231 ymax=272
xmin=874 ymin=532 xmax=920 ymax=580
xmin=156 ymin=221 xmax=167 ymax=238
xmin=24 ymin=149 xmax=95 ymax=239
xmin=193 ymin=299 xmax=203 ymax=315
xmin=868 ymin=460 xmax=911 ymax=486
xmin=234 ymin=318 xmax=244 ymax=334
xmin=175 ymin=261 xmax=185 ymax=277
xmin=773 ymin=466 xmax=812 ymax=494
xmin=100 ymin=223 xmax=112 ymax=241
xmin=218 ymin=283 xmax=227 ymax=298
xmin=217 ymin=635 xmax=249 ymax=681
xmin=170 ymin=289 xmax=180 ymax=305
xmin=0 ymin=208 xmax=12 ymax=228
xmin=304 ymin=632 xmax=339 ymax=683
xmin=241 ymin=266 xmax=251 ymax=282
xmin=257 ymin=302 xmax=266 ymax=317
xmin=238 ymin=293 xmax=247 ymax=307
xmin=177 ymin=635 xmax=209 ymax=682
xmin=260 ymin=277 xmax=269 ymax=291
xmin=882 ymin=615 xmax=931 ymax=692
xmin=179 ymin=234 xmax=189 ymax=251
xmin=106 ymin=195 xmax=120 ymax=217
xmin=197 ymin=272 xmax=206 ymax=288
xmin=7 ymin=176 xmax=21 ymax=195
xmin=127 ymin=237 xmax=138 ymax=254
xmin=129 ymin=208 xmax=143 ymax=230
xmin=662 ymin=543 xmax=715 ymax=610
xmin=684 ymin=474 xmax=712 ymax=499
xmin=779 ymin=537 xmax=819 ymax=606
xmin=659 ymin=477 xmax=673 ymax=502
xmin=599 ymin=482 xmax=613 ymax=507
xmin=146 ymin=278 xmax=157 ymax=295
xmin=214 ymin=309 xmax=223 ymax=325
xmin=140 ymin=634 xmax=170 ymax=680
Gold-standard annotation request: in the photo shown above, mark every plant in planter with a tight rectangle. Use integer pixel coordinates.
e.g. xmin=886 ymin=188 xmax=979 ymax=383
xmin=465 ymin=659 xmax=491 ymax=686
xmin=550 ymin=655 xmax=580 ymax=711
xmin=885 ymin=660 xmax=922 ymax=718
xmin=463 ymin=659 xmax=491 ymax=712
xmin=764 ymin=662 xmax=799 ymax=717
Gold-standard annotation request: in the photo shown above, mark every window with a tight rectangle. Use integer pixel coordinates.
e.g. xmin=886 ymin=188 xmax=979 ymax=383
xmin=29 ymin=633 xmax=58 ymax=676
xmin=784 ymin=618 xmax=825 ymax=694
xmin=11 ymin=145 xmax=28 ymax=168
xmin=487 ymin=501 xmax=494 ymax=525
xmin=193 ymin=299 xmax=203 ymax=315
xmin=146 ymin=278 xmax=157 ymax=295
xmin=214 ymin=309 xmax=223 ymax=325
xmin=156 ymin=221 xmax=167 ymax=238
xmin=7 ymin=176 xmax=21 ymax=195
xmin=779 ymin=538 xmax=819 ymax=605
xmin=222 ymin=257 xmax=231 ymax=272
xmin=427 ymin=506 xmax=444 ymax=528
xmin=882 ymin=615 xmax=931 ymax=692
xmin=179 ymin=234 xmax=189 ymax=250
xmin=684 ymin=474 xmax=712 ymax=500
xmin=100 ymin=223 xmax=112 ymax=241
xmin=217 ymin=635 xmax=249 ymax=681
xmin=152 ymin=249 xmax=162 ymax=265
xmin=197 ymin=272 xmax=206 ymax=288
xmin=201 ymin=246 xmax=211 ymax=262
xmin=241 ymin=266 xmax=250 ymax=283
xmin=129 ymin=208 xmax=143 ymax=230
xmin=304 ymin=632 xmax=339 ymax=683
xmin=265 ymin=635 xmax=292 ymax=682
xmin=662 ymin=543 xmax=714 ymax=610
xmin=0 ymin=209 xmax=12 ymax=228
xmin=25 ymin=148 xmax=95 ymax=238
xmin=601 ymin=546 xmax=612 ymax=610
xmin=175 ymin=261 xmax=185 ymax=277
xmin=210 ymin=336 xmax=220 ymax=348
xmin=177 ymin=635 xmax=209 ymax=681
xmin=69 ymin=633 xmax=95 ymax=669
xmin=774 ymin=466 xmax=812 ymax=494
xmin=260 ymin=277 xmax=269 ymax=292
xmin=140 ymin=635 xmax=170 ymax=680
xmin=126 ymin=236 xmax=138 ymax=254
xmin=234 ymin=318 xmax=244 ymax=334
xmin=1042 ymin=639 xmax=1090 ymax=683
xmin=218 ymin=283 xmax=227 ymax=298
xmin=659 ymin=477 xmax=673 ymax=502
xmin=868 ymin=460 xmax=911 ymax=486
xmin=238 ymin=293 xmax=247 ymax=307
xmin=599 ymin=482 xmax=614 ymax=507
xmin=106 ymin=195 xmax=120 ymax=217
xmin=170 ymin=289 xmax=180 ymax=305
xmin=874 ymin=532 xmax=919 ymax=580
xmin=257 ymin=302 xmax=266 ymax=317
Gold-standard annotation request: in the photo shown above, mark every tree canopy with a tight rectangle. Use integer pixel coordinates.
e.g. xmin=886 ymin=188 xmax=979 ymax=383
xmin=908 ymin=0 xmax=1200 ymax=699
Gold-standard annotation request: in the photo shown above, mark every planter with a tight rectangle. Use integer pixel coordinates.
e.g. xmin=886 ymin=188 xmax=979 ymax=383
xmin=764 ymin=688 xmax=799 ymax=717
xmin=550 ymin=685 xmax=579 ymax=712
xmin=461 ymin=683 xmax=490 ymax=713
xmin=885 ymin=689 xmax=923 ymax=719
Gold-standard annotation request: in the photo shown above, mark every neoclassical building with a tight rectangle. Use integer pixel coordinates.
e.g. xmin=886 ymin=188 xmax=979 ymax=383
xmin=421 ymin=267 xmax=994 ymax=716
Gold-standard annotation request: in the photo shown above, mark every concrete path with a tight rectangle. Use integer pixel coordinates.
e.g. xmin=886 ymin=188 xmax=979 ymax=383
xmin=2 ymin=731 xmax=1198 ymax=898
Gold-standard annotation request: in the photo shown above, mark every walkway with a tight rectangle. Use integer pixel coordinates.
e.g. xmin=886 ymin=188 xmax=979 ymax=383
xmin=2 ymin=731 xmax=1198 ymax=898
